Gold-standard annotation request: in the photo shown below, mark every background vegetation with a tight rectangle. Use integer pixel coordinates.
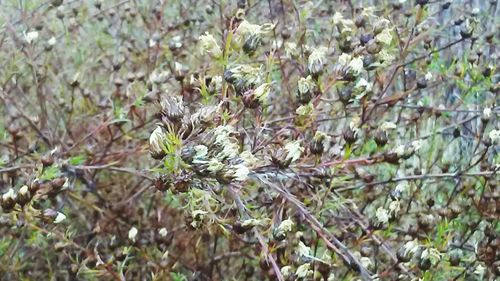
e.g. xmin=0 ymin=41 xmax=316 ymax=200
xmin=0 ymin=0 xmax=498 ymax=280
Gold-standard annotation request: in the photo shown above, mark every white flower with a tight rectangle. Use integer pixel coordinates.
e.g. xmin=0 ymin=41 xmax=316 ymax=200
xmin=2 ymin=188 xmax=15 ymax=201
xmin=285 ymin=42 xmax=299 ymax=58
xmin=488 ymin=129 xmax=500 ymax=144
xmin=394 ymin=144 xmax=406 ymax=157
xmin=284 ymin=141 xmax=304 ymax=162
xmin=355 ymin=78 xmax=372 ymax=92
xmin=47 ymin=36 xmax=57 ymax=46
xmin=232 ymin=163 xmax=250 ymax=181
xmin=193 ymin=145 xmax=209 ymax=160
xmin=296 ymin=104 xmax=313 ymax=116
xmin=411 ymin=140 xmax=424 ymax=152
xmin=296 ymin=241 xmax=311 ymax=257
xmin=395 ymin=182 xmax=409 ymax=194
xmin=482 ymin=107 xmax=492 ymax=119
xmin=54 ymin=212 xmax=66 ymax=224
xmin=281 ymin=265 xmax=293 ymax=278
xmin=424 ymin=72 xmax=433 ymax=81
xmin=348 ymin=56 xmax=364 ymax=75
xmin=376 ymin=28 xmax=393 ymax=45
xmin=360 ymin=257 xmax=373 ymax=270
xmin=296 ymin=263 xmax=312 ymax=278
xmin=207 ymin=158 xmax=225 ymax=173
xmin=149 ymin=69 xmax=169 ymax=84
xmin=388 ymin=200 xmax=401 ymax=217
xmin=308 ymin=47 xmax=329 ymax=75
xmin=253 ymin=83 xmax=271 ymax=103
xmin=473 ymin=263 xmax=486 ymax=278
xmin=128 ymin=226 xmax=138 ymax=242
xmin=332 ymin=12 xmax=344 ymax=24
xmin=23 ymin=30 xmax=39 ymax=44
xmin=375 ymin=207 xmax=389 ymax=224
xmin=402 ymin=240 xmax=420 ymax=257
xmin=199 ymin=32 xmax=222 ymax=57
xmin=381 ymin=121 xmax=397 ymax=131
xmin=158 ymin=227 xmax=168 ymax=237
xmin=421 ymin=248 xmax=441 ymax=266
xmin=378 ymin=49 xmax=395 ymax=63
xmin=297 ymin=76 xmax=315 ymax=94
xmin=240 ymin=151 xmax=259 ymax=168
xmin=149 ymin=126 xmax=166 ymax=157
xmin=277 ymin=219 xmax=294 ymax=233
xmin=338 ymin=53 xmax=352 ymax=66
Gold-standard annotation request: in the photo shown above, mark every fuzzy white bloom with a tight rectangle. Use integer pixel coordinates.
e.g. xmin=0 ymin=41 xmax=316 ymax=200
xmin=232 ymin=163 xmax=250 ymax=181
xmin=375 ymin=207 xmax=389 ymax=224
xmin=394 ymin=144 xmax=406 ymax=157
xmin=482 ymin=107 xmax=492 ymax=119
xmin=388 ymin=200 xmax=401 ymax=217
xmin=219 ymin=141 xmax=240 ymax=160
xmin=395 ymin=181 xmax=409 ymax=194
xmin=149 ymin=126 xmax=166 ymax=156
xmin=488 ymin=129 xmax=500 ymax=144
xmin=2 ymin=188 xmax=15 ymax=201
xmin=254 ymin=83 xmax=271 ymax=103
xmin=376 ymin=28 xmax=393 ymax=45
xmin=23 ymin=30 xmax=39 ymax=44
xmin=327 ymin=273 xmax=336 ymax=281
xmin=199 ymin=32 xmax=222 ymax=57
xmin=281 ymin=265 xmax=293 ymax=278
xmin=277 ymin=219 xmax=294 ymax=233
xmin=47 ymin=36 xmax=57 ymax=46
xmin=332 ymin=12 xmax=344 ymax=24
xmin=128 ymin=226 xmax=138 ymax=242
xmin=381 ymin=121 xmax=397 ymax=131
xmin=296 ymin=263 xmax=312 ymax=279
xmin=473 ymin=263 xmax=486 ymax=278
xmin=338 ymin=53 xmax=352 ymax=66
xmin=378 ymin=49 xmax=395 ymax=63
xmin=308 ymin=46 xmax=329 ymax=75
xmin=355 ymin=78 xmax=372 ymax=92
xmin=298 ymin=76 xmax=315 ymax=94
xmin=54 ymin=212 xmax=66 ymax=224
xmin=240 ymin=151 xmax=259 ymax=168
xmin=360 ymin=257 xmax=373 ymax=270
xmin=159 ymin=227 xmax=168 ymax=237
xmin=296 ymin=241 xmax=311 ymax=257
xmin=207 ymin=159 xmax=225 ymax=173
xmin=348 ymin=56 xmax=364 ymax=75
xmin=284 ymin=141 xmax=304 ymax=162
xmin=349 ymin=116 xmax=361 ymax=130
xmin=194 ymin=145 xmax=209 ymax=160
xmin=421 ymin=248 xmax=441 ymax=266
xmin=295 ymin=104 xmax=313 ymax=116
xmin=149 ymin=69 xmax=169 ymax=84
xmin=402 ymin=240 xmax=420 ymax=257
xmin=285 ymin=42 xmax=299 ymax=58
xmin=241 ymin=218 xmax=268 ymax=228
xmin=411 ymin=140 xmax=424 ymax=152
xmin=424 ymin=72 xmax=433 ymax=81
xmin=19 ymin=185 xmax=29 ymax=195
xmin=235 ymin=20 xmax=275 ymax=44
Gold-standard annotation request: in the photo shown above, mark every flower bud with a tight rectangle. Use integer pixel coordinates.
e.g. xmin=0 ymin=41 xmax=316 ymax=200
xmin=17 ymin=185 xmax=31 ymax=206
xmin=296 ymin=76 xmax=315 ymax=104
xmin=1 ymin=188 xmax=17 ymax=212
xmin=308 ymin=47 xmax=328 ymax=78
xmin=160 ymin=95 xmax=185 ymax=122
xmin=149 ymin=126 xmax=167 ymax=159
xmin=243 ymin=34 xmax=262 ymax=55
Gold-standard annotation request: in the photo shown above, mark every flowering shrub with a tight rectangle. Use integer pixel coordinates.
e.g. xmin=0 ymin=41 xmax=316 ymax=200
xmin=0 ymin=1 xmax=498 ymax=280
